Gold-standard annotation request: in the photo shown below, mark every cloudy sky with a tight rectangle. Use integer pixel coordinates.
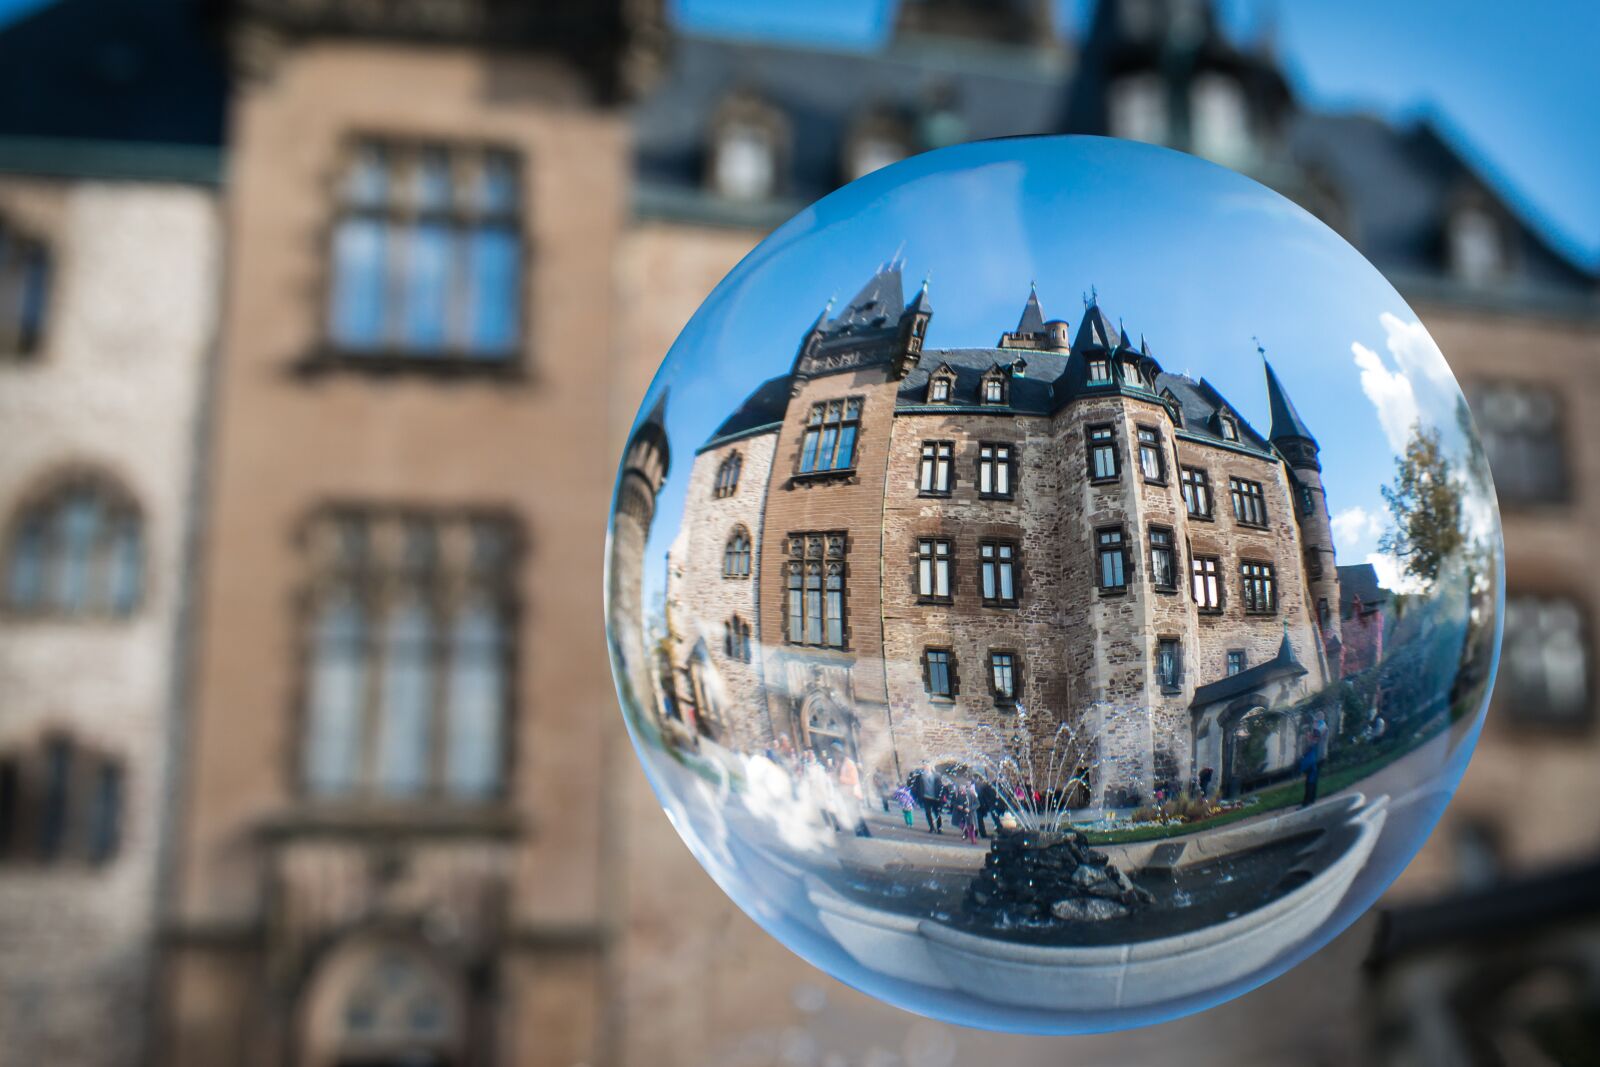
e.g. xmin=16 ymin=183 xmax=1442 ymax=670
xmin=632 ymin=136 xmax=1487 ymax=608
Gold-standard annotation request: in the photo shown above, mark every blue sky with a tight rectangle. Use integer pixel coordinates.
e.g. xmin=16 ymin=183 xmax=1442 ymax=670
xmin=635 ymin=136 xmax=1490 ymax=608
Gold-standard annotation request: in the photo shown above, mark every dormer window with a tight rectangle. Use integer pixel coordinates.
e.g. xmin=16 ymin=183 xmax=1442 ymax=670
xmin=1448 ymin=204 xmax=1506 ymax=287
xmin=1109 ymin=73 xmax=1167 ymax=145
xmin=1160 ymin=389 xmax=1183 ymax=426
xmin=982 ymin=371 xmax=1008 ymax=405
xmin=1087 ymin=357 xmax=1111 ymax=384
xmin=713 ymin=120 xmax=778 ymax=200
xmin=928 ymin=370 xmax=954 ymax=403
xmin=847 ymin=135 xmax=906 ymax=183
xmin=1218 ymin=413 xmax=1238 ymax=441
xmin=1191 ymin=73 xmax=1251 ymax=165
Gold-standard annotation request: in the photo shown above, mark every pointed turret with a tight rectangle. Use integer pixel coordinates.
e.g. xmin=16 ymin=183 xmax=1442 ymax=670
xmin=999 ymin=282 xmax=1067 ymax=350
xmin=907 ymin=276 xmax=933 ymax=316
xmin=1072 ymin=294 xmax=1118 ymax=351
xmin=1016 ymin=283 xmax=1045 ymax=336
xmin=1265 ymin=358 xmax=1317 ymax=452
xmin=832 ymin=260 xmax=905 ymax=330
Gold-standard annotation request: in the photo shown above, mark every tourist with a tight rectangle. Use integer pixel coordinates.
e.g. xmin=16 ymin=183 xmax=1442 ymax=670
xmin=836 ymin=755 xmax=872 ymax=838
xmin=1299 ymin=734 xmax=1322 ymax=809
xmin=913 ymin=765 xmax=944 ymax=833
xmin=894 ymin=783 xmax=917 ymax=828
xmin=974 ymin=776 xmax=999 ymax=839
xmin=952 ymin=780 xmax=979 ymax=845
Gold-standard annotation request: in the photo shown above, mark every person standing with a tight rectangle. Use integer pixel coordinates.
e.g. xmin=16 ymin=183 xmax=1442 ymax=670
xmin=1299 ymin=733 xmax=1323 ymax=809
xmin=974 ymin=776 xmax=998 ymax=839
xmin=917 ymin=765 xmax=944 ymax=834
xmin=894 ymin=782 xmax=917 ymax=828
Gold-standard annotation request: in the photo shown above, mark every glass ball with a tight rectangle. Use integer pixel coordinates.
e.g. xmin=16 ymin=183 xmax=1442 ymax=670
xmin=606 ymin=136 xmax=1501 ymax=1033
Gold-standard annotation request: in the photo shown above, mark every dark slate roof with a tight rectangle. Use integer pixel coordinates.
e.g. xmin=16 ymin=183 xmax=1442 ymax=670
xmin=829 ymin=261 xmax=907 ymax=333
xmin=1014 ymin=285 xmax=1046 ymax=335
xmin=632 ymin=33 xmax=1068 ymax=216
xmin=1154 ymin=372 xmax=1274 ymax=456
xmin=1072 ymin=301 xmax=1120 ymax=350
xmin=702 ymin=373 xmax=793 ymax=449
xmin=897 ymin=347 xmax=1068 ymax=413
xmin=0 ymin=0 xmax=225 ymax=182
xmin=1338 ymin=563 xmax=1391 ymax=615
xmin=1264 ymin=358 xmax=1316 ymax=445
xmin=1192 ymin=629 xmax=1307 ymax=710
xmin=1288 ymin=112 xmax=1597 ymax=298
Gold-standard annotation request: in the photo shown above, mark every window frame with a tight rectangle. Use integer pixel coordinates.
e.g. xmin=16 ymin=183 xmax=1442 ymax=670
xmin=977 ymin=442 xmax=1015 ymax=499
xmin=1239 ymin=559 xmax=1278 ymax=615
xmin=923 ymin=647 xmax=956 ymax=701
xmin=1136 ymin=425 xmax=1166 ymax=484
xmin=1087 ymin=424 xmax=1120 ymax=483
xmin=1155 ymin=637 xmax=1183 ymax=693
xmin=1229 ymin=476 xmax=1269 ymax=528
xmin=1226 ymin=649 xmax=1247 ymax=676
xmin=784 ymin=532 xmax=848 ymax=649
xmin=1180 ymin=466 xmax=1213 ymax=520
xmin=1148 ymin=526 xmax=1177 ymax=593
xmin=713 ymin=452 xmax=742 ymax=499
xmin=988 ymin=650 xmax=1019 ymax=705
xmin=723 ymin=527 xmax=752 ymax=579
xmin=979 ymin=540 xmax=1018 ymax=607
xmin=1097 ymin=526 xmax=1129 ymax=594
xmin=1191 ymin=554 xmax=1223 ymax=613
xmin=916 ymin=538 xmax=954 ymax=603
xmin=797 ymin=397 xmax=863 ymax=476
xmin=918 ymin=440 xmax=955 ymax=497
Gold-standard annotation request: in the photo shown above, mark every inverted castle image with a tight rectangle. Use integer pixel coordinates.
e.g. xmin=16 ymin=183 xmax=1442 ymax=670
xmin=663 ymin=260 xmax=1343 ymax=804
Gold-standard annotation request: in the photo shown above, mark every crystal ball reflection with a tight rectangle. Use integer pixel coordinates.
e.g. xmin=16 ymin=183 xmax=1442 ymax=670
xmin=606 ymin=136 xmax=1501 ymax=1032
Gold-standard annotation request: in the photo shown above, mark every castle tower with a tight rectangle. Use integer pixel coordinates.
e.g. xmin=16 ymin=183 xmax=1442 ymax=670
xmin=998 ymin=283 xmax=1070 ymax=351
xmin=1265 ymin=358 xmax=1343 ymax=669
xmin=610 ymin=390 xmax=672 ymax=726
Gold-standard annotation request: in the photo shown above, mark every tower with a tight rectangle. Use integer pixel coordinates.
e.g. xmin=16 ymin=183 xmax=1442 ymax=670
xmin=610 ymin=390 xmax=672 ymax=728
xmin=1265 ymin=358 xmax=1343 ymax=669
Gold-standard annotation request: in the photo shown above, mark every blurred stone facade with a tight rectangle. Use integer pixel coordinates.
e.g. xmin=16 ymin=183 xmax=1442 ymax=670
xmin=0 ymin=0 xmax=1593 ymax=1065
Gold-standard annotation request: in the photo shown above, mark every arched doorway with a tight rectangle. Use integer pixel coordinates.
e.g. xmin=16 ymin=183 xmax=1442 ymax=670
xmin=800 ymin=689 xmax=857 ymax=764
xmin=298 ymin=938 xmax=467 ymax=1067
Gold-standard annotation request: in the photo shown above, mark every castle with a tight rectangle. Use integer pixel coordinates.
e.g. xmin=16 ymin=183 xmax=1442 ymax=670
xmin=664 ymin=261 xmax=1343 ymax=803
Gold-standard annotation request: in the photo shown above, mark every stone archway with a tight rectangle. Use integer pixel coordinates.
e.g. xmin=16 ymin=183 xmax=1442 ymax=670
xmin=800 ymin=689 xmax=857 ymax=765
xmin=1220 ymin=701 xmax=1271 ymax=799
xmin=297 ymin=937 xmax=467 ymax=1067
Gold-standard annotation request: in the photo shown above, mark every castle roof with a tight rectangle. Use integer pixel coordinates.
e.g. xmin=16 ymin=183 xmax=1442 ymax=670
xmin=826 ymin=260 xmax=907 ymax=334
xmin=896 ymin=346 xmax=1068 ymax=413
xmin=1014 ymin=284 xmax=1046 ymax=335
xmin=1154 ymin=372 xmax=1274 ymax=456
xmin=1338 ymin=563 xmax=1393 ymax=616
xmin=700 ymin=374 xmax=793 ymax=450
xmin=1072 ymin=299 xmax=1120 ymax=351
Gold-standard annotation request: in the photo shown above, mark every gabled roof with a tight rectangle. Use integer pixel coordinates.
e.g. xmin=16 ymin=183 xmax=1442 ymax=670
xmin=1338 ymin=563 xmax=1392 ymax=615
xmin=1191 ymin=629 xmax=1307 ymax=710
xmin=1264 ymin=359 xmax=1317 ymax=446
xmin=701 ymin=374 xmax=793 ymax=449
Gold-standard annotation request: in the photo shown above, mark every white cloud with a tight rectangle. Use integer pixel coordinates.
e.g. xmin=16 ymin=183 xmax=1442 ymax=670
xmin=1331 ymin=505 xmax=1384 ymax=551
xmin=1366 ymin=551 xmax=1425 ymax=596
xmin=1352 ymin=339 xmax=1419 ymax=452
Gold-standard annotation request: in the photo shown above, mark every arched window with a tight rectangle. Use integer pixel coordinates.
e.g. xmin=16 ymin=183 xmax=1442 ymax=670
xmin=300 ymin=510 xmax=517 ymax=801
xmin=0 ymin=213 xmax=51 ymax=358
xmin=4 ymin=471 xmax=143 ymax=618
xmin=713 ymin=452 xmax=742 ymax=498
xmin=723 ymin=615 xmax=752 ymax=663
xmin=723 ymin=528 xmax=752 ymax=578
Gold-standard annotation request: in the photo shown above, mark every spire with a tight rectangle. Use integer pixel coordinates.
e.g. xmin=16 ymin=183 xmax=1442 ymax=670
xmin=1015 ymin=282 xmax=1045 ymax=335
xmin=1071 ymin=289 xmax=1117 ymax=351
xmin=831 ymin=260 xmax=906 ymax=330
xmin=908 ymin=275 xmax=933 ymax=315
xmin=1263 ymin=356 xmax=1317 ymax=448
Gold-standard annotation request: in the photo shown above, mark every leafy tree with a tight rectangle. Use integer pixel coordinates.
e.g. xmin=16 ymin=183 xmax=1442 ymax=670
xmin=1380 ymin=425 xmax=1465 ymax=586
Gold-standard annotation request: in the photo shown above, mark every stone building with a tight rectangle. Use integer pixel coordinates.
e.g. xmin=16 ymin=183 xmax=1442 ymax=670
xmin=666 ymin=262 xmax=1340 ymax=804
xmin=0 ymin=3 xmax=224 ymax=1065
xmin=158 ymin=2 xmax=658 ymax=1065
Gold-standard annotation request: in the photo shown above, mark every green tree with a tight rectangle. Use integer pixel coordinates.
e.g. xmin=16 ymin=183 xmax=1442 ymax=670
xmin=1380 ymin=426 xmax=1465 ymax=586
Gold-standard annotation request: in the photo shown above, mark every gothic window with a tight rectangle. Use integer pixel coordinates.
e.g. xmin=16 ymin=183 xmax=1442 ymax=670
xmin=924 ymin=648 xmax=955 ymax=699
xmin=798 ymin=398 xmax=862 ymax=474
xmin=1181 ymin=466 xmax=1213 ymax=518
xmin=1226 ymin=649 xmax=1246 ymax=676
xmin=917 ymin=538 xmax=952 ymax=602
xmin=1087 ymin=357 xmax=1111 ymax=384
xmin=1108 ymin=72 xmax=1167 ymax=145
xmin=1192 ymin=555 xmax=1222 ymax=612
xmin=919 ymin=441 xmax=954 ymax=495
xmin=978 ymin=443 xmax=1013 ymax=497
xmin=1500 ymin=595 xmax=1590 ymax=727
xmin=785 ymin=533 xmax=846 ymax=648
xmin=4 ymin=471 xmax=143 ymax=618
xmin=0 ymin=735 xmax=124 ymax=867
xmin=328 ymin=140 xmax=522 ymax=360
xmin=1239 ymin=561 xmax=1277 ymax=614
xmin=1149 ymin=527 xmax=1176 ymax=591
xmin=723 ymin=616 xmax=752 ymax=663
xmin=1229 ymin=477 xmax=1268 ymax=527
xmin=1097 ymin=527 xmax=1128 ymax=592
xmin=723 ymin=528 xmax=752 ymax=578
xmin=1470 ymin=381 xmax=1568 ymax=506
xmin=989 ymin=651 xmax=1017 ymax=703
xmin=1448 ymin=204 xmax=1506 ymax=286
xmin=713 ymin=452 xmax=742 ymax=498
xmin=980 ymin=541 xmax=1016 ymax=606
xmin=1191 ymin=73 xmax=1251 ymax=164
xmin=0 ymin=214 xmax=50 ymax=358
xmin=1087 ymin=425 xmax=1119 ymax=481
xmin=1137 ymin=426 xmax=1165 ymax=482
xmin=1156 ymin=638 xmax=1182 ymax=691
xmin=300 ymin=510 xmax=517 ymax=801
